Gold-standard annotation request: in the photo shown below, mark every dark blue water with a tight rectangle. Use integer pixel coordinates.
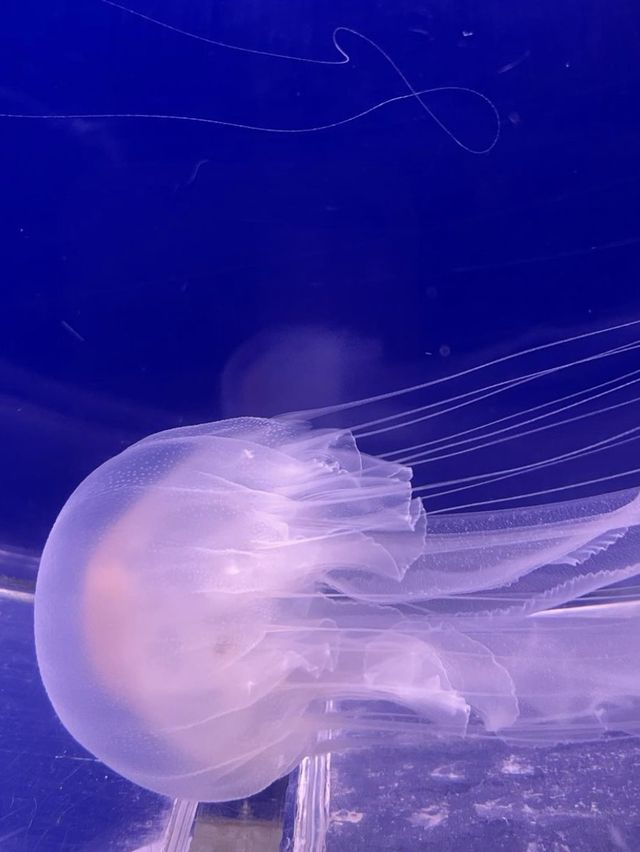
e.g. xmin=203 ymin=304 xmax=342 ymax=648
xmin=1 ymin=1 xmax=639 ymax=848
xmin=3 ymin=0 xmax=640 ymax=539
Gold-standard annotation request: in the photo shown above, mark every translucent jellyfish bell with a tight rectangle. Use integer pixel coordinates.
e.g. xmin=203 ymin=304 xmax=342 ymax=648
xmin=35 ymin=324 xmax=640 ymax=802
xmin=35 ymin=417 xmax=427 ymax=800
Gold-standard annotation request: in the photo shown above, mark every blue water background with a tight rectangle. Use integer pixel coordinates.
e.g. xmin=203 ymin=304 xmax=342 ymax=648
xmin=3 ymin=0 xmax=640 ymax=542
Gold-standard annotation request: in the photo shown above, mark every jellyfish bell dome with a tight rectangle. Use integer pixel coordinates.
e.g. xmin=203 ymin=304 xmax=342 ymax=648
xmin=34 ymin=416 xmax=436 ymax=801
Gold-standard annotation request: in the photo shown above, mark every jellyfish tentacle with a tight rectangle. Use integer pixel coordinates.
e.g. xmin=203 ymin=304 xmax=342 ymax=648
xmin=397 ymin=375 xmax=640 ymax=466
xmin=298 ymin=318 xmax=640 ymax=423
xmin=384 ymin=363 xmax=640 ymax=460
xmin=354 ymin=339 xmax=640 ymax=438
xmin=416 ymin=425 xmax=640 ymax=499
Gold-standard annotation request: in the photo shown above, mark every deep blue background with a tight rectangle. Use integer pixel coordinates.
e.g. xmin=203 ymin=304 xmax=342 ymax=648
xmin=1 ymin=0 xmax=640 ymax=557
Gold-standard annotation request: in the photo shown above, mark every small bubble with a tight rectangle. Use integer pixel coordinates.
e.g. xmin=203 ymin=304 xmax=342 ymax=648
xmin=439 ymin=344 xmax=451 ymax=357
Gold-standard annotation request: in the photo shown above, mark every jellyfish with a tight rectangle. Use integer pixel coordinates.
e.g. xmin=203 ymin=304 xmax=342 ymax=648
xmin=34 ymin=320 xmax=640 ymax=802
